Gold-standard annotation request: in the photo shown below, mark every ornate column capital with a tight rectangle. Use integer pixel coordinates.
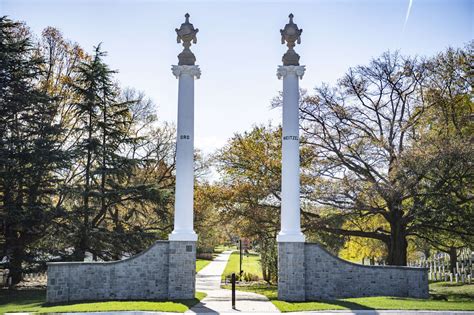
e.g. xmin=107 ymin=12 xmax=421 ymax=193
xmin=277 ymin=65 xmax=306 ymax=80
xmin=175 ymin=13 xmax=199 ymax=65
xmin=172 ymin=65 xmax=201 ymax=79
xmin=280 ymin=13 xmax=303 ymax=66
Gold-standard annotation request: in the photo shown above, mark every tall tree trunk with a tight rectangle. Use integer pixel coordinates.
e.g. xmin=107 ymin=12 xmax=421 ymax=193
xmin=8 ymin=243 xmax=24 ymax=286
xmin=76 ymin=108 xmax=93 ymax=261
xmin=100 ymin=92 xmax=107 ymax=235
xmin=4 ymin=175 xmax=24 ymax=285
xmin=448 ymin=246 xmax=457 ymax=274
xmin=387 ymin=212 xmax=408 ymax=266
xmin=111 ymin=212 xmax=122 ymax=260
xmin=72 ymin=238 xmax=86 ymax=261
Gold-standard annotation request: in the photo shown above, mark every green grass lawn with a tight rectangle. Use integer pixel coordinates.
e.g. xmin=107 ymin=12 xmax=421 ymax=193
xmin=221 ymin=251 xmax=263 ymax=280
xmin=213 ymin=244 xmax=237 ymax=254
xmin=430 ymin=281 xmax=474 ymax=300
xmin=0 ymin=289 xmax=206 ymax=314
xmin=222 ymin=282 xmax=474 ymax=312
xmin=196 ymin=258 xmax=212 ymax=272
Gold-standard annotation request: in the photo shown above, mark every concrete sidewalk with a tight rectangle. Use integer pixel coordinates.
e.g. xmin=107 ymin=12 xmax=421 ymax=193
xmin=285 ymin=312 xmax=474 ymax=315
xmin=11 ymin=310 xmax=473 ymax=315
xmin=187 ymin=250 xmax=280 ymax=313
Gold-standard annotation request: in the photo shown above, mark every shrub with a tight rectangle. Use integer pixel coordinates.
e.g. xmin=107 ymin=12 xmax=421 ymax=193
xmin=243 ymin=272 xmax=259 ymax=282
xmin=197 ymin=253 xmax=213 ymax=260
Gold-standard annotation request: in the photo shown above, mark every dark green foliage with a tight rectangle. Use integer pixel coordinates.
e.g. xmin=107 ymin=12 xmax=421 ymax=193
xmin=59 ymin=46 xmax=173 ymax=261
xmin=0 ymin=17 xmax=177 ymax=282
xmin=0 ymin=16 xmax=67 ymax=284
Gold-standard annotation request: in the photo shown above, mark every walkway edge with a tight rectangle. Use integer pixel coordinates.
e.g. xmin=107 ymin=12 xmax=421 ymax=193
xmin=7 ymin=311 xmax=474 ymax=315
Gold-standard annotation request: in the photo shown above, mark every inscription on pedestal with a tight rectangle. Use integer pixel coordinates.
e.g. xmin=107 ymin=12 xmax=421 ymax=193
xmin=180 ymin=135 xmax=190 ymax=140
xmin=283 ymin=135 xmax=298 ymax=140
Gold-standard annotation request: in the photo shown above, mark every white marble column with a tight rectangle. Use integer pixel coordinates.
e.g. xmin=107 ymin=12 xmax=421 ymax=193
xmin=277 ymin=65 xmax=306 ymax=243
xmin=169 ymin=65 xmax=200 ymax=241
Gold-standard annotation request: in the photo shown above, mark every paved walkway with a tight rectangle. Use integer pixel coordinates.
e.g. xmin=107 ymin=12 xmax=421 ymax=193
xmin=284 ymin=312 xmax=474 ymax=315
xmin=186 ymin=250 xmax=280 ymax=314
xmin=13 ymin=312 xmax=473 ymax=315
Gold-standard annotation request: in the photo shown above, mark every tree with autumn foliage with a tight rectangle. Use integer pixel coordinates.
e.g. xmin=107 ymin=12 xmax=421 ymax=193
xmin=407 ymin=45 xmax=474 ymax=272
xmin=298 ymin=47 xmax=473 ymax=266
xmin=338 ymin=215 xmax=388 ymax=264
xmin=213 ymin=126 xmax=281 ymax=282
xmin=212 ymin=125 xmax=318 ymax=282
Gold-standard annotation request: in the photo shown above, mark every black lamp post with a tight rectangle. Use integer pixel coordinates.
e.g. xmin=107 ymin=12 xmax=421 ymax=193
xmin=239 ymin=239 xmax=243 ymax=277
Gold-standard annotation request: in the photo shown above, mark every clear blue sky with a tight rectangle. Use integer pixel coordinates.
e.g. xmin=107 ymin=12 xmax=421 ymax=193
xmin=2 ymin=0 xmax=472 ymax=154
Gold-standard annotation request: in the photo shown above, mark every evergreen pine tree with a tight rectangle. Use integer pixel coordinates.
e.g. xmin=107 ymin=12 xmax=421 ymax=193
xmin=0 ymin=16 xmax=66 ymax=284
xmin=67 ymin=45 xmax=134 ymax=260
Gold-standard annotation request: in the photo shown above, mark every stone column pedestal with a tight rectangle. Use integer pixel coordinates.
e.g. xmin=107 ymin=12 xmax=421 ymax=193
xmin=277 ymin=65 xmax=306 ymax=302
xmin=168 ymin=241 xmax=196 ymax=300
xmin=278 ymin=242 xmax=305 ymax=301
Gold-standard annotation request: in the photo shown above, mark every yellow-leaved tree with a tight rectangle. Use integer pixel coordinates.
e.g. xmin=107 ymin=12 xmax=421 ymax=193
xmin=339 ymin=215 xmax=387 ymax=263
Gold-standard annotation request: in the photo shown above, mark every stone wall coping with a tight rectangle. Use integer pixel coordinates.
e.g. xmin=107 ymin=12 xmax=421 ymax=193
xmin=46 ymin=240 xmax=169 ymax=266
xmin=305 ymin=242 xmax=428 ymax=271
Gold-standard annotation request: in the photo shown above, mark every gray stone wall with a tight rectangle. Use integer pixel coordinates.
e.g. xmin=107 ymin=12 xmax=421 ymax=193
xmin=47 ymin=240 xmax=196 ymax=303
xmin=278 ymin=242 xmax=429 ymax=301
xmin=305 ymin=243 xmax=429 ymax=300
xmin=278 ymin=242 xmax=305 ymax=301
xmin=168 ymin=241 xmax=196 ymax=299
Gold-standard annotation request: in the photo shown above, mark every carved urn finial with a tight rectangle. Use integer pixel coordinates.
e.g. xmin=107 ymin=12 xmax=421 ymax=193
xmin=175 ymin=13 xmax=199 ymax=65
xmin=280 ymin=13 xmax=302 ymax=66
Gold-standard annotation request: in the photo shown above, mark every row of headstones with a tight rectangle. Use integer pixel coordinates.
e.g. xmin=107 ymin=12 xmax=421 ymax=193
xmin=22 ymin=272 xmax=47 ymax=282
xmin=408 ymin=256 xmax=473 ymax=284
xmin=427 ymin=272 xmax=472 ymax=283
xmin=0 ymin=270 xmax=47 ymax=286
